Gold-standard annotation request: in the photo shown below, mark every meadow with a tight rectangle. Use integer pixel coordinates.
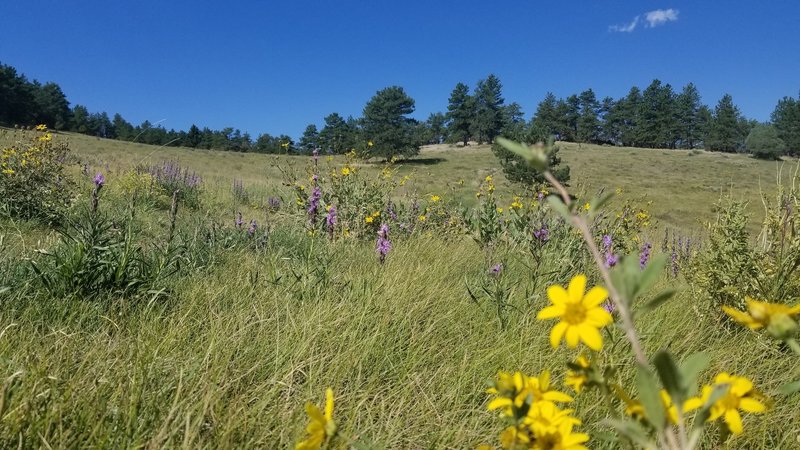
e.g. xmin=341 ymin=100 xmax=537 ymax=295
xmin=0 ymin=128 xmax=799 ymax=449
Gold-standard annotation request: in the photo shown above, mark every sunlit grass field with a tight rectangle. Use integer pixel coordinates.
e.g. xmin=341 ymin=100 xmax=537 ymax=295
xmin=1 ymin=129 xmax=799 ymax=449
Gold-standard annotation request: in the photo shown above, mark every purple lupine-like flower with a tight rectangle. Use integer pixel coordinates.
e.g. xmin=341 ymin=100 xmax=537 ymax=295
xmin=268 ymin=197 xmax=281 ymax=210
xmin=248 ymin=219 xmax=257 ymax=237
xmin=602 ymin=234 xmax=613 ymax=250
xmin=605 ymin=253 xmax=619 ymax=268
xmin=376 ymin=223 xmax=392 ymax=264
xmin=235 ymin=211 xmax=243 ymax=228
xmin=325 ymin=205 xmax=337 ymax=239
xmin=94 ymin=172 xmax=105 ymax=187
xmin=639 ymin=242 xmax=652 ymax=269
xmin=312 ymin=174 xmax=319 ymax=184
xmin=537 ymin=191 xmax=545 ymax=201
xmin=386 ymin=202 xmax=398 ymax=221
xmin=602 ymin=301 xmax=616 ymax=315
xmin=489 ymin=263 xmax=503 ymax=277
xmin=307 ymin=186 xmax=322 ymax=225
xmin=533 ymin=227 xmax=550 ymax=242
xmin=671 ymin=248 xmax=679 ymax=277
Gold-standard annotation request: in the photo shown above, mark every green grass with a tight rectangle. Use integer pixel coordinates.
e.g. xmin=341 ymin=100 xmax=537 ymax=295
xmin=1 ymin=129 xmax=799 ymax=449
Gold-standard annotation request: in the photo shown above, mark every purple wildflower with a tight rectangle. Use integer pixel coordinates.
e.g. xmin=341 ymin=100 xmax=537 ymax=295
xmin=325 ymin=205 xmax=337 ymax=239
xmin=489 ymin=263 xmax=503 ymax=277
xmin=602 ymin=234 xmax=612 ymax=250
xmin=386 ymin=202 xmax=398 ymax=221
xmin=376 ymin=223 xmax=392 ymax=264
xmin=307 ymin=186 xmax=322 ymax=225
xmin=533 ymin=226 xmax=550 ymax=243
xmin=93 ymin=172 xmax=105 ymax=187
xmin=268 ymin=197 xmax=281 ymax=210
xmin=248 ymin=219 xmax=257 ymax=237
xmin=605 ymin=253 xmax=619 ymax=268
xmin=671 ymin=248 xmax=679 ymax=277
xmin=235 ymin=211 xmax=243 ymax=228
xmin=602 ymin=301 xmax=616 ymax=315
xmin=537 ymin=191 xmax=545 ymax=201
xmin=639 ymin=242 xmax=652 ymax=269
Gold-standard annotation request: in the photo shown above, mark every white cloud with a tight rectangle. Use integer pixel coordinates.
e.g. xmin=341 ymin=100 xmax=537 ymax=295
xmin=644 ymin=8 xmax=679 ymax=27
xmin=609 ymin=16 xmax=639 ymax=33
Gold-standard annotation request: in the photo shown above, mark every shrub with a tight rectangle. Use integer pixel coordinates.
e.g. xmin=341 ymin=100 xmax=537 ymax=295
xmin=745 ymin=124 xmax=786 ymax=160
xmin=0 ymin=126 xmax=75 ymax=223
xmin=492 ymin=138 xmax=570 ymax=186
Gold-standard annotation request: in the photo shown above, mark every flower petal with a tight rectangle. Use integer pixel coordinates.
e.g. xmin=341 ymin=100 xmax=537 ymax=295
xmin=724 ymin=409 xmax=743 ymax=435
xmin=582 ymin=286 xmax=608 ymax=307
xmin=488 ymin=397 xmax=512 ymax=411
xmin=565 ymin=325 xmax=580 ymax=348
xmin=537 ymin=305 xmax=565 ymax=320
xmin=739 ymin=397 xmax=766 ymax=413
xmin=585 ymin=307 xmax=613 ymax=327
xmin=550 ymin=322 xmax=568 ymax=348
xmin=547 ymin=285 xmax=569 ymax=306
xmin=568 ymin=275 xmax=587 ymax=303
xmin=578 ymin=324 xmax=603 ymax=351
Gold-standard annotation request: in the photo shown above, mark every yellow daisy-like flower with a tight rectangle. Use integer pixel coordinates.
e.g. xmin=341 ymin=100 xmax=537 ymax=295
xmin=684 ymin=373 xmax=766 ymax=435
xmin=722 ymin=297 xmax=800 ymax=335
xmin=613 ymin=384 xmax=646 ymax=421
xmin=418 ymin=215 xmax=426 ymax=222
xmin=525 ymin=401 xmax=581 ymax=435
xmin=530 ymin=420 xmax=590 ymax=450
xmin=485 ymin=175 xmax=493 ymax=182
xmin=487 ymin=371 xmax=573 ymax=417
xmin=430 ymin=195 xmax=441 ymax=202
xmin=35 ymin=124 xmax=47 ymax=131
xmin=499 ymin=425 xmax=531 ymax=449
xmin=510 ymin=197 xmax=523 ymax=210
xmin=536 ymin=275 xmax=613 ymax=351
xmin=565 ymin=355 xmax=591 ymax=394
xmin=365 ymin=216 xmax=374 ymax=224
xmin=341 ymin=167 xmax=351 ymax=176
xmin=367 ymin=140 xmax=374 ymax=147
xmin=2 ymin=168 xmax=15 ymax=175
xmin=582 ymin=202 xmax=590 ymax=212
xmin=295 ymin=388 xmax=337 ymax=450
xmin=496 ymin=207 xmax=504 ymax=214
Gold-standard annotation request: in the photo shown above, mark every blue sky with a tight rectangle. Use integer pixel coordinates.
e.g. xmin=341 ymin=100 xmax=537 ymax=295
xmin=3 ymin=1 xmax=798 ymax=139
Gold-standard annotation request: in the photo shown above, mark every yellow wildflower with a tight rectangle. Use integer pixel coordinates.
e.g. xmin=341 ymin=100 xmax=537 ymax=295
xmin=367 ymin=140 xmax=374 ymax=147
xmin=536 ymin=275 xmax=613 ymax=351
xmin=529 ymin=421 xmax=589 ymax=450
xmin=582 ymin=202 xmax=590 ymax=212
xmin=418 ymin=215 xmax=426 ymax=222
xmin=525 ymin=401 xmax=581 ymax=435
xmin=341 ymin=167 xmax=351 ymax=176
xmin=485 ymin=175 xmax=493 ymax=182
xmin=685 ymin=373 xmax=766 ymax=435
xmin=430 ymin=195 xmax=441 ymax=203
xmin=510 ymin=197 xmax=523 ymax=210
xmin=365 ymin=216 xmax=374 ymax=224
xmin=371 ymin=211 xmax=381 ymax=218
xmin=487 ymin=371 xmax=573 ymax=417
xmin=295 ymin=388 xmax=336 ymax=450
xmin=564 ymin=355 xmax=591 ymax=394
xmin=2 ymin=168 xmax=14 ymax=175
xmin=722 ymin=297 xmax=800 ymax=337
xmin=496 ymin=207 xmax=504 ymax=214
xmin=499 ymin=425 xmax=531 ymax=449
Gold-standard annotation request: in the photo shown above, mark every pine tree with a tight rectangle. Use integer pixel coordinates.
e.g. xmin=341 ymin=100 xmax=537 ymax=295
xmin=576 ymin=89 xmax=600 ymax=143
xmin=473 ymin=74 xmax=505 ymax=144
xmin=675 ymin=83 xmax=703 ymax=149
xmin=445 ymin=82 xmax=475 ymax=146
xmin=708 ymin=94 xmax=744 ymax=152
xmin=299 ymin=124 xmax=319 ymax=152
xmin=361 ymin=86 xmax=419 ymax=160
xmin=771 ymin=94 xmax=800 ymax=154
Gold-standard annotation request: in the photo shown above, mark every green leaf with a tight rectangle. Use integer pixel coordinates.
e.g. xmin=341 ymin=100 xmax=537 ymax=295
xmin=602 ymin=419 xmax=658 ymax=449
xmin=679 ymin=352 xmax=709 ymax=397
xmin=653 ymin=351 xmax=684 ymax=403
xmin=640 ymin=289 xmax=676 ymax=314
xmin=636 ymin=363 xmax=665 ymax=431
xmin=635 ymin=254 xmax=666 ymax=298
xmin=546 ymin=196 xmax=572 ymax=220
xmin=496 ymin=137 xmax=532 ymax=162
xmin=778 ymin=379 xmax=800 ymax=395
xmin=589 ymin=191 xmax=615 ymax=215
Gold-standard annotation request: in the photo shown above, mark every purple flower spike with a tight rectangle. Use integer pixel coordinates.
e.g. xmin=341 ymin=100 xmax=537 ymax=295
xmin=639 ymin=242 xmax=652 ymax=269
xmin=325 ymin=205 xmax=337 ymax=239
xmin=376 ymin=223 xmax=392 ymax=264
xmin=602 ymin=234 xmax=612 ymax=250
xmin=235 ymin=211 xmax=243 ymax=228
xmin=605 ymin=253 xmax=619 ymax=268
xmin=489 ymin=263 xmax=503 ymax=277
xmin=248 ymin=219 xmax=257 ymax=237
xmin=93 ymin=172 xmax=105 ymax=187
xmin=533 ymin=227 xmax=549 ymax=243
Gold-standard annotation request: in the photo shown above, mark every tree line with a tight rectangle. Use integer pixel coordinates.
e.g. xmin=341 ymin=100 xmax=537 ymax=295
xmin=2 ymin=61 xmax=798 ymax=159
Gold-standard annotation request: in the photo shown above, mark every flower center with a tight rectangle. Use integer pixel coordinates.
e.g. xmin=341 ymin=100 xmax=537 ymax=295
xmin=720 ymin=392 xmax=740 ymax=410
xmin=563 ymin=302 xmax=588 ymax=325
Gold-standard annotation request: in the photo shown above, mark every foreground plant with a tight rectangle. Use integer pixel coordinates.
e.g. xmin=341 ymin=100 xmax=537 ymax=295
xmin=296 ymin=388 xmax=337 ymax=450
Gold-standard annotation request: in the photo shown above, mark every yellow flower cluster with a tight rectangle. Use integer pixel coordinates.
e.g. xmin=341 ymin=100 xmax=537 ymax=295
xmin=509 ymin=197 xmax=523 ymax=210
xmin=685 ymin=373 xmax=766 ymax=435
xmin=365 ymin=210 xmax=381 ymax=224
xmin=483 ymin=371 xmax=588 ymax=450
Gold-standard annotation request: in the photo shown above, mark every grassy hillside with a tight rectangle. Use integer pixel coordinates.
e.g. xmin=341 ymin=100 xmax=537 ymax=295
xmin=1 ymin=128 xmax=799 ymax=449
xmin=30 ymin=129 xmax=796 ymax=233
